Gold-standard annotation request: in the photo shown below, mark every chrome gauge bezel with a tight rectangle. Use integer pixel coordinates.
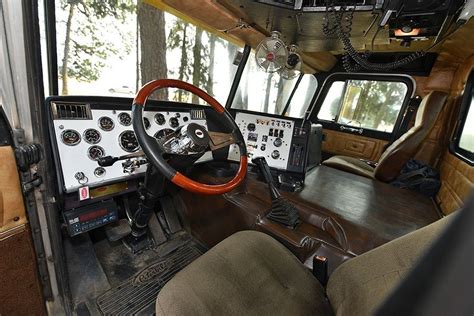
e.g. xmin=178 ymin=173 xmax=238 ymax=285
xmin=87 ymin=145 xmax=106 ymax=161
xmin=118 ymin=130 xmax=140 ymax=153
xmin=60 ymin=129 xmax=81 ymax=146
xmin=118 ymin=112 xmax=132 ymax=126
xmin=98 ymin=116 xmax=115 ymax=131
xmin=83 ymin=128 xmax=102 ymax=144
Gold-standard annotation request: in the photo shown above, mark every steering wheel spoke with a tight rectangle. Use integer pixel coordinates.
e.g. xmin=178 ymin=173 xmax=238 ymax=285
xmin=208 ymin=131 xmax=237 ymax=151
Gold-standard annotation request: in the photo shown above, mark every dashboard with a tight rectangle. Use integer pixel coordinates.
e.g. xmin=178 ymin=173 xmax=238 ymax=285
xmin=50 ymin=100 xmax=210 ymax=193
xmin=48 ymin=97 xmax=313 ymax=196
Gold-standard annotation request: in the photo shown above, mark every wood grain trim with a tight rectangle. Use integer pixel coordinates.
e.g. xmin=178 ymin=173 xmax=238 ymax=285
xmin=0 ymin=146 xmax=27 ymax=233
xmin=322 ymin=129 xmax=388 ymax=161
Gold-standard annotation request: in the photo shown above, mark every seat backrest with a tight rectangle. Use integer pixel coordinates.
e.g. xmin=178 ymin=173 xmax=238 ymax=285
xmin=326 ymin=212 xmax=454 ymax=316
xmin=374 ymin=91 xmax=448 ymax=182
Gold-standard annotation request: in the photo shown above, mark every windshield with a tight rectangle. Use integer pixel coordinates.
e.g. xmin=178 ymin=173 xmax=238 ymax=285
xmin=231 ymin=51 xmax=318 ymax=118
xmin=48 ymin=1 xmax=239 ymax=105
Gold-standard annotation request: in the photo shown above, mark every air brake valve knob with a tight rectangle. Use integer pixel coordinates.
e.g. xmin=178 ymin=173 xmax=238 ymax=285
xmin=273 ymin=138 xmax=283 ymax=147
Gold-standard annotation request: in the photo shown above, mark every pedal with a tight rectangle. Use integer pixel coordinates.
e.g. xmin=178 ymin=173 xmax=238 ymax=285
xmin=148 ymin=212 xmax=167 ymax=245
xmin=104 ymin=219 xmax=131 ymax=242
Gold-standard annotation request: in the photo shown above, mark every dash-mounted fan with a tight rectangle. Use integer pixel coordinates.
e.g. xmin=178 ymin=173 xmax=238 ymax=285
xmin=281 ymin=45 xmax=302 ymax=80
xmin=255 ymin=31 xmax=288 ymax=73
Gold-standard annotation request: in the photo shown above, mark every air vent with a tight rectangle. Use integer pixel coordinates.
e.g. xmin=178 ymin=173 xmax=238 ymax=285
xmin=51 ymin=102 xmax=92 ymax=120
xmin=190 ymin=109 xmax=206 ymax=120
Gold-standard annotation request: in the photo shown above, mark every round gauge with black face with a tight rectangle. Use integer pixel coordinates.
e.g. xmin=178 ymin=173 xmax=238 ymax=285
xmin=87 ymin=145 xmax=105 ymax=161
xmin=83 ymin=128 xmax=101 ymax=144
xmin=169 ymin=117 xmax=179 ymax=128
xmin=154 ymin=113 xmax=166 ymax=125
xmin=119 ymin=130 xmax=139 ymax=152
xmin=118 ymin=112 xmax=132 ymax=126
xmin=143 ymin=117 xmax=151 ymax=130
xmin=61 ymin=129 xmax=81 ymax=146
xmin=98 ymin=116 xmax=114 ymax=131
xmin=154 ymin=128 xmax=174 ymax=141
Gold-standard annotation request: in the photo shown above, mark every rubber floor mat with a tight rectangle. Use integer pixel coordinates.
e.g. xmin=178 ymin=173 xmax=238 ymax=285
xmin=96 ymin=243 xmax=203 ymax=315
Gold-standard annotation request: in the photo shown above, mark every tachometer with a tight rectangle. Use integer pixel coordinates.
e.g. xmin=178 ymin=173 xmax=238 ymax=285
xmin=98 ymin=116 xmax=114 ymax=131
xmin=154 ymin=128 xmax=174 ymax=141
xmin=87 ymin=145 xmax=105 ymax=161
xmin=61 ymin=129 xmax=81 ymax=146
xmin=119 ymin=130 xmax=139 ymax=152
xmin=83 ymin=128 xmax=101 ymax=144
xmin=118 ymin=112 xmax=132 ymax=126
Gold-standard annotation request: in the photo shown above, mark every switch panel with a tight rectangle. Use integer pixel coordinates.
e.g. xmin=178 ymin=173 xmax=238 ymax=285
xmin=228 ymin=112 xmax=295 ymax=170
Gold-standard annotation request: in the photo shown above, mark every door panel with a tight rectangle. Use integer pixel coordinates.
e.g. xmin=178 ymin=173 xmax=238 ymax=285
xmin=0 ymin=140 xmax=46 ymax=314
xmin=322 ymin=129 xmax=389 ymax=161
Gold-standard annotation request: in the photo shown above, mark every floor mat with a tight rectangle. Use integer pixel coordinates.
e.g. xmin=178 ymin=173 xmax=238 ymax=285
xmin=96 ymin=237 xmax=204 ymax=315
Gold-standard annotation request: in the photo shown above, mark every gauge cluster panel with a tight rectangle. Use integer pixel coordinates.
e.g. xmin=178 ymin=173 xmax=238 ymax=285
xmin=51 ymin=102 xmax=210 ymax=193
xmin=228 ymin=112 xmax=304 ymax=171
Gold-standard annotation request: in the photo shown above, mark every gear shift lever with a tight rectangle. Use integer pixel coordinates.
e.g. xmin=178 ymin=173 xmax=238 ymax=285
xmin=252 ymin=157 xmax=300 ymax=228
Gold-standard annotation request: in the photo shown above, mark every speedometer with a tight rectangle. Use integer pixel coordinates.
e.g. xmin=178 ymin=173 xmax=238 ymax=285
xmin=118 ymin=112 xmax=132 ymax=126
xmin=119 ymin=130 xmax=139 ymax=152
xmin=98 ymin=116 xmax=114 ymax=131
xmin=83 ymin=128 xmax=101 ymax=144
xmin=87 ymin=145 xmax=105 ymax=161
xmin=61 ymin=129 xmax=81 ymax=146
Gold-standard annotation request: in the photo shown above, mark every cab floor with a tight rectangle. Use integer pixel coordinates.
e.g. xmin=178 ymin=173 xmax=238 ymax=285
xmin=65 ymin=231 xmax=206 ymax=315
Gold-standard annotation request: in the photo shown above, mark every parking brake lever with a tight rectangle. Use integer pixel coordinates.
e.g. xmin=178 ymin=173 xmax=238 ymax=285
xmin=252 ymin=157 xmax=300 ymax=228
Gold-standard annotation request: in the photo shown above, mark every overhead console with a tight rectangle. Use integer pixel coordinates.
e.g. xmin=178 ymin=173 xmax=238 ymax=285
xmin=47 ymin=98 xmax=209 ymax=194
xmin=228 ymin=111 xmax=318 ymax=175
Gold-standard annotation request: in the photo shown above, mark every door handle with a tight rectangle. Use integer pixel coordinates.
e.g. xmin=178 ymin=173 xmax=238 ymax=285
xmin=340 ymin=125 xmax=364 ymax=134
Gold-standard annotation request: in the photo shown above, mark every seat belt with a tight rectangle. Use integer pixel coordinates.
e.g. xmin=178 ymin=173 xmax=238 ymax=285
xmin=396 ymin=96 xmax=422 ymax=139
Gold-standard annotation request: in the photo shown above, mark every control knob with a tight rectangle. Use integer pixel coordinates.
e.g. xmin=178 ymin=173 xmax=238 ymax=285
xmin=273 ymin=138 xmax=283 ymax=147
xmin=247 ymin=123 xmax=256 ymax=131
xmin=271 ymin=150 xmax=280 ymax=159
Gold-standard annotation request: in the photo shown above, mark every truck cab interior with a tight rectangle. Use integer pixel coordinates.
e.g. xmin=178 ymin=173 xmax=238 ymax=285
xmin=1 ymin=0 xmax=473 ymax=315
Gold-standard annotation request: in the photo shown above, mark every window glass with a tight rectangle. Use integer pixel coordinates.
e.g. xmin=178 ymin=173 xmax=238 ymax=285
xmin=317 ymin=79 xmax=408 ymax=132
xmin=458 ymin=93 xmax=474 ymax=153
xmin=231 ymin=51 xmax=317 ymax=117
xmin=53 ymin=1 xmax=239 ymax=105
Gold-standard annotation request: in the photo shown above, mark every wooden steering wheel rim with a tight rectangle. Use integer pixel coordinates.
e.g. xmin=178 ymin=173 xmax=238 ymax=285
xmin=132 ymin=79 xmax=247 ymax=195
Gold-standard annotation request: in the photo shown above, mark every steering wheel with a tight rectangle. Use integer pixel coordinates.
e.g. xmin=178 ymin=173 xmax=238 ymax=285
xmin=131 ymin=79 xmax=247 ymax=195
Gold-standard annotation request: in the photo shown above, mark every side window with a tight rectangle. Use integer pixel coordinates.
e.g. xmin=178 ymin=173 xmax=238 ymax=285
xmin=452 ymin=72 xmax=474 ymax=164
xmin=317 ymin=79 xmax=409 ymax=133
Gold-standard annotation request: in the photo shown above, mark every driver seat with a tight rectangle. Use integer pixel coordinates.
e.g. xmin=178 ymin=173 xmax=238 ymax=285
xmin=155 ymin=213 xmax=453 ymax=315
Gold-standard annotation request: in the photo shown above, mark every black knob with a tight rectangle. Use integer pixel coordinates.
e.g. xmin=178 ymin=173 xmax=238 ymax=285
xmin=273 ymin=138 xmax=283 ymax=147
xmin=247 ymin=123 xmax=256 ymax=131
xmin=260 ymin=144 xmax=266 ymax=151
xmin=271 ymin=150 xmax=280 ymax=159
xmin=154 ymin=113 xmax=166 ymax=125
xmin=169 ymin=117 xmax=179 ymax=128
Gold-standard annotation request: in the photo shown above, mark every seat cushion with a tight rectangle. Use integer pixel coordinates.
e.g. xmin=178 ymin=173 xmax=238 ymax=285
xmin=156 ymin=231 xmax=332 ymax=316
xmin=326 ymin=214 xmax=453 ymax=316
xmin=322 ymin=156 xmax=375 ymax=178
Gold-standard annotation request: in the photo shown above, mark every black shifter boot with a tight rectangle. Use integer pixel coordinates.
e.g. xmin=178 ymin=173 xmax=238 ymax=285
xmin=252 ymin=157 xmax=300 ymax=228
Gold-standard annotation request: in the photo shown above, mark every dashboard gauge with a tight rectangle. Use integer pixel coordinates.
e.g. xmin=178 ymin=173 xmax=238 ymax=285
xmin=94 ymin=167 xmax=106 ymax=177
xmin=87 ymin=145 xmax=105 ymax=161
xmin=83 ymin=128 xmax=101 ymax=144
xmin=118 ymin=112 xmax=132 ymax=126
xmin=169 ymin=117 xmax=179 ymax=128
xmin=98 ymin=116 xmax=114 ymax=131
xmin=119 ymin=130 xmax=139 ymax=152
xmin=154 ymin=113 xmax=166 ymax=125
xmin=143 ymin=117 xmax=151 ymax=130
xmin=154 ymin=128 xmax=174 ymax=141
xmin=61 ymin=129 xmax=81 ymax=146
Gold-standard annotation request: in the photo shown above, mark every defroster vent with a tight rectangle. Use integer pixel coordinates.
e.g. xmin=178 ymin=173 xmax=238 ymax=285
xmin=51 ymin=102 xmax=92 ymax=120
